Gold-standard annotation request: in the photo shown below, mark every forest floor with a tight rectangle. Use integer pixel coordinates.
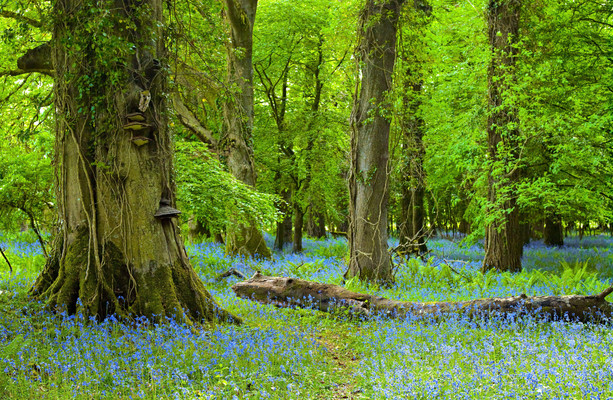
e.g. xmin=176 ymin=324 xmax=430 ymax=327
xmin=0 ymin=232 xmax=612 ymax=399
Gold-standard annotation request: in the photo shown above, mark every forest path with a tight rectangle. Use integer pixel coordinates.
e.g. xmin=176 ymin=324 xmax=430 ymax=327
xmin=315 ymin=325 xmax=367 ymax=400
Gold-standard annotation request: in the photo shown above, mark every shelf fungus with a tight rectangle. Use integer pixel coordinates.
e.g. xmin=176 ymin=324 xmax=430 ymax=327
xmin=154 ymin=198 xmax=181 ymax=219
xmin=126 ymin=112 xmax=146 ymax=122
xmin=123 ymin=121 xmax=152 ymax=131
xmin=131 ymin=136 xmax=152 ymax=146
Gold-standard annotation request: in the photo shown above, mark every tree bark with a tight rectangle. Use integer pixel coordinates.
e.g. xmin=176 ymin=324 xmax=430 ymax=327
xmin=17 ymin=42 xmax=52 ymax=72
xmin=399 ymin=174 xmax=414 ymax=248
xmin=188 ymin=217 xmax=214 ymax=242
xmin=274 ymin=187 xmax=292 ymax=251
xmin=221 ymin=0 xmax=271 ymax=259
xmin=482 ymin=0 xmax=523 ymax=273
xmin=26 ymin=211 xmax=48 ymax=258
xmin=30 ymin=0 xmax=238 ymax=324
xmin=255 ymin=47 xmax=293 ymax=253
xmin=519 ymin=214 xmax=531 ymax=245
xmin=398 ymin=79 xmax=428 ymax=256
xmin=306 ymin=210 xmax=326 ymax=239
xmin=544 ymin=214 xmax=564 ymax=247
xmin=292 ymin=204 xmax=304 ymax=253
xmin=233 ymin=273 xmax=613 ymax=322
xmin=347 ymin=0 xmax=404 ymax=285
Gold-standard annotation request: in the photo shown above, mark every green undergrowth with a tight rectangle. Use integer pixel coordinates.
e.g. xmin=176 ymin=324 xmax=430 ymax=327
xmin=0 ymin=233 xmax=612 ymax=398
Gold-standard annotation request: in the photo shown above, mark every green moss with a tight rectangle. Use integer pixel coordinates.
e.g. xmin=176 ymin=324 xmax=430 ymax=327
xmin=172 ymin=261 xmax=242 ymax=324
xmin=129 ymin=260 xmax=173 ymax=321
xmin=226 ymin=223 xmax=271 ymax=260
xmin=30 ymin=227 xmax=239 ymax=325
xmin=47 ymin=229 xmax=91 ymax=314
xmin=29 ymin=235 xmax=63 ymax=297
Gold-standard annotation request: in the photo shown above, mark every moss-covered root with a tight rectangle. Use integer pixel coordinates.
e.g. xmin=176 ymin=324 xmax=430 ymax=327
xmin=130 ymin=259 xmax=242 ymax=325
xmin=29 ymin=234 xmax=63 ymax=298
xmin=30 ymin=232 xmax=241 ymax=325
xmin=226 ymin=222 xmax=271 ymax=260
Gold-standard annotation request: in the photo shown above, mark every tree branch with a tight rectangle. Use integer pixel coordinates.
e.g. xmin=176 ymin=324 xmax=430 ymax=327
xmin=0 ymin=68 xmax=54 ymax=77
xmin=171 ymin=93 xmax=218 ymax=149
xmin=0 ymin=247 xmax=13 ymax=275
xmin=0 ymin=10 xmax=43 ymax=28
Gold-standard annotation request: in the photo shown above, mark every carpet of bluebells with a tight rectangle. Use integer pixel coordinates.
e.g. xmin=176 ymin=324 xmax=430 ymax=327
xmin=0 ymin=231 xmax=612 ymax=399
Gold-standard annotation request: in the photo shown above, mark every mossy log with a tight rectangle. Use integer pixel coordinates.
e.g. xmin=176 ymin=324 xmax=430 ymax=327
xmin=232 ymin=273 xmax=613 ymax=322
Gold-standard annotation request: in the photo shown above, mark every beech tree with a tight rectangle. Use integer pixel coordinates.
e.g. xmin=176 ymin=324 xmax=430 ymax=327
xmin=481 ymin=0 xmax=523 ymax=273
xmin=26 ymin=0 xmax=237 ymax=323
xmin=346 ymin=0 xmax=405 ymax=284
xmin=220 ymin=0 xmax=271 ymax=259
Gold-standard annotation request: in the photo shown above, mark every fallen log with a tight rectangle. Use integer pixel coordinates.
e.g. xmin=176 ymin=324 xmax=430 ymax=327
xmin=232 ymin=272 xmax=613 ymax=322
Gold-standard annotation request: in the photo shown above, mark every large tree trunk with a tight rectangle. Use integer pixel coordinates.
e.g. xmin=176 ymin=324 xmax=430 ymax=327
xmin=482 ymin=0 xmax=523 ymax=273
xmin=233 ymin=273 xmax=613 ymax=322
xmin=221 ymin=0 xmax=271 ymax=259
xmin=30 ymin=0 xmax=237 ymax=324
xmin=346 ymin=0 xmax=404 ymax=285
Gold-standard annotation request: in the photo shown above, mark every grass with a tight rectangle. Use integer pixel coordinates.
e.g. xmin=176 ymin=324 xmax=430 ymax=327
xmin=0 ymin=232 xmax=612 ymax=399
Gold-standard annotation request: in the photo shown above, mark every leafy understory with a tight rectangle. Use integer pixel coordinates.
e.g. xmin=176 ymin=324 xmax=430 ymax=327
xmin=0 ymin=233 xmax=612 ymax=399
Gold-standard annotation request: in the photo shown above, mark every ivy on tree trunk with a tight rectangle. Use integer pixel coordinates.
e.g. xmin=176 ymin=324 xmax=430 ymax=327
xmin=482 ymin=0 xmax=523 ymax=273
xmin=346 ymin=0 xmax=405 ymax=285
xmin=30 ymin=0 xmax=238 ymax=324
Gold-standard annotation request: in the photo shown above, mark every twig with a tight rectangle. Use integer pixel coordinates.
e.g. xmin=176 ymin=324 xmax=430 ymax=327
xmin=0 ymin=69 xmax=54 ymax=77
xmin=597 ymin=287 xmax=613 ymax=300
xmin=443 ymin=259 xmax=471 ymax=265
xmin=0 ymin=247 xmax=13 ymax=274
xmin=442 ymin=259 xmax=471 ymax=280
xmin=216 ymin=268 xmax=247 ymax=282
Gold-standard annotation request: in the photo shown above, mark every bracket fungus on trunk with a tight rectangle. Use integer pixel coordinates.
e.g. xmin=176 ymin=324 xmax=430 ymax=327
xmin=154 ymin=199 xmax=181 ymax=219
xmin=123 ymin=121 xmax=153 ymax=132
xmin=131 ymin=136 xmax=152 ymax=146
xmin=126 ymin=112 xmax=146 ymax=122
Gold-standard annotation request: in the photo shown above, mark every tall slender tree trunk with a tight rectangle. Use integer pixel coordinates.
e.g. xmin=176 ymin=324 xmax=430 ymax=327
xmin=399 ymin=183 xmax=413 ymax=247
xmin=30 ymin=0 xmax=237 ymax=324
xmin=398 ymin=76 xmax=428 ymax=255
xmin=519 ymin=212 xmax=531 ymax=245
xmin=292 ymin=204 xmax=304 ymax=253
xmin=306 ymin=210 xmax=326 ymax=239
xmin=482 ymin=0 xmax=523 ymax=273
xmin=221 ymin=0 xmax=271 ymax=259
xmin=346 ymin=0 xmax=405 ymax=285
xmin=274 ymin=186 xmax=292 ymax=251
xmin=544 ymin=214 xmax=564 ymax=246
